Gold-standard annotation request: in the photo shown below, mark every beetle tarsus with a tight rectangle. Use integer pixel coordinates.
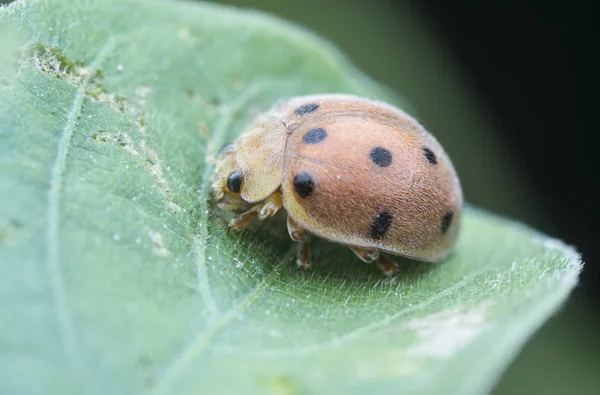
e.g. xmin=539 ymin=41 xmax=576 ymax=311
xmin=227 ymin=206 xmax=260 ymax=231
xmin=258 ymin=191 xmax=282 ymax=220
xmin=296 ymin=238 xmax=311 ymax=270
xmin=377 ymin=253 xmax=399 ymax=276
xmin=350 ymin=246 xmax=398 ymax=276
xmin=287 ymin=216 xmax=311 ymax=270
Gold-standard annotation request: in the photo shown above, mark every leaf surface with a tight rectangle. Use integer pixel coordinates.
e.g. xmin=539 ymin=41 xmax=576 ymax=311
xmin=0 ymin=1 xmax=581 ymax=394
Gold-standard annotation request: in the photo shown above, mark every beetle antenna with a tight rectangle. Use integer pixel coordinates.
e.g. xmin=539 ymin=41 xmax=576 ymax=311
xmin=198 ymin=122 xmax=217 ymax=165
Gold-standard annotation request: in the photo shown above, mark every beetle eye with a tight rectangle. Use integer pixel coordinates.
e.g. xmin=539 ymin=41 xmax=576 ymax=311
xmin=226 ymin=171 xmax=243 ymax=193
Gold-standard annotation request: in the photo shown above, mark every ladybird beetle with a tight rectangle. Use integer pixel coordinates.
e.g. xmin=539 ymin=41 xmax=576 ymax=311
xmin=211 ymin=94 xmax=462 ymax=275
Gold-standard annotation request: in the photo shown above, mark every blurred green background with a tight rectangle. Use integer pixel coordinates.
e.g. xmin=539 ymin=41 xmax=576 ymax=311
xmin=213 ymin=1 xmax=599 ymax=394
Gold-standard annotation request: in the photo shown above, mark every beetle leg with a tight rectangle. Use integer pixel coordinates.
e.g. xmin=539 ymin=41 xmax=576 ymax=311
xmin=376 ymin=253 xmax=399 ymax=276
xmin=287 ymin=216 xmax=311 ymax=270
xmin=350 ymin=246 xmax=379 ymax=263
xmin=258 ymin=191 xmax=282 ymax=220
xmin=227 ymin=204 xmax=262 ymax=231
xmin=350 ymin=246 xmax=398 ymax=276
xmin=228 ymin=191 xmax=282 ymax=231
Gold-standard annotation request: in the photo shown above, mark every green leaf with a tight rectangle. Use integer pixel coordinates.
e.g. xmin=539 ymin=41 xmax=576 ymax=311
xmin=0 ymin=1 xmax=581 ymax=394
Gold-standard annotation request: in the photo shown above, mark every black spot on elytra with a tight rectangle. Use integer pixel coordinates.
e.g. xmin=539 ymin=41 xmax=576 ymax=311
xmin=226 ymin=171 xmax=243 ymax=193
xmin=293 ymin=172 xmax=314 ymax=198
xmin=441 ymin=209 xmax=454 ymax=234
xmin=369 ymin=210 xmax=392 ymax=240
xmin=369 ymin=146 xmax=392 ymax=167
xmin=295 ymin=103 xmax=320 ymax=115
xmin=302 ymin=128 xmax=327 ymax=144
xmin=423 ymin=147 xmax=437 ymax=165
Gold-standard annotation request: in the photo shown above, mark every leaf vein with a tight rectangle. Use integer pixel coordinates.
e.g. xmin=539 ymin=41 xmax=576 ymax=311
xmin=44 ymin=37 xmax=116 ymax=386
xmin=193 ymin=82 xmax=263 ymax=317
xmin=208 ymin=274 xmax=480 ymax=358
xmin=152 ymin=248 xmax=292 ymax=395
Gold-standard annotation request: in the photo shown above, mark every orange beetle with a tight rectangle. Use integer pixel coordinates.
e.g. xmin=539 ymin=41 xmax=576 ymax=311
xmin=211 ymin=94 xmax=462 ymax=275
